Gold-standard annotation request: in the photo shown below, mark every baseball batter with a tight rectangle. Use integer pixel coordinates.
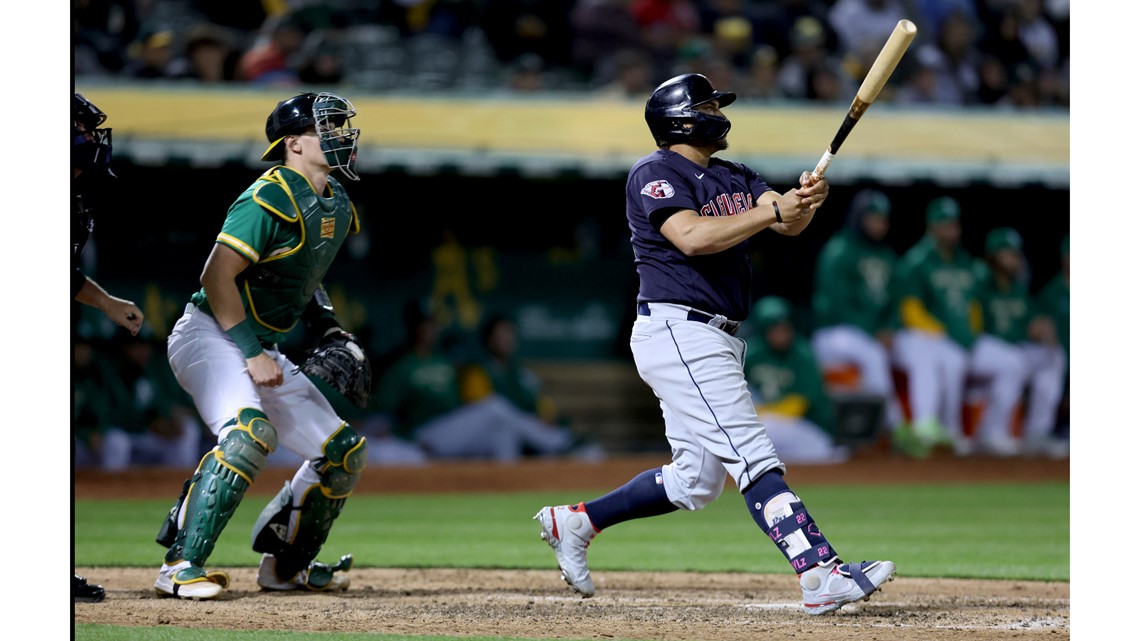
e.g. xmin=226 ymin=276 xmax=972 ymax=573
xmin=534 ymin=74 xmax=895 ymax=614
xmin=154 ymin=92 xmax=366 ymax=600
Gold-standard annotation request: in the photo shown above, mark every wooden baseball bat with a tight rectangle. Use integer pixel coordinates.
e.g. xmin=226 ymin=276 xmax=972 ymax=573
xmin=811 ymin=19 xmax=917 ymax=180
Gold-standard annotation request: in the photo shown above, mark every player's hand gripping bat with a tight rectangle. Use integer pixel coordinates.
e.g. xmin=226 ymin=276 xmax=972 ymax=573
xmin=810 ymin=19 xmax=917 ymax=181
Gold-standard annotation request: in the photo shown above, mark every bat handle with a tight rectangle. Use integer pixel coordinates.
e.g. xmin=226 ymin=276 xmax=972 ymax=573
xmin=811 ymin=149 xmax=835 ymax=182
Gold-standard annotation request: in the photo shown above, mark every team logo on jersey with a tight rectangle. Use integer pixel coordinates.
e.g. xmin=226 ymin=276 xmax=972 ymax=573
xmin=641 ymin=180 xmax=675 ymax=199
xmin=320 ymin=217 xmax=336 ymax=239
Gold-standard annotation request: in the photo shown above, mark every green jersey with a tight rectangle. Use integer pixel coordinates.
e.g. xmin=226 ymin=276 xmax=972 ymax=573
xmin=892 ymin=236 xmax=982 ymax=348
xmin=977 ymin=268 xmax=1031 ymax=344
xmin=744 ymin=336 xmax=835 ymax=435
xmin=812 ymin=228 xmax=897 ymax=333
xmin=376 ymin=351 xmax=463 ymax=439
xmin=1035 ymin=272 xmax=1070 ymax=356
xmin=191 ymin=166 xmax=359 ymax=346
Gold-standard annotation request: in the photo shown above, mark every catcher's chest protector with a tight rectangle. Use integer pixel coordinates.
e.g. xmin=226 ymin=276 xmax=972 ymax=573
xmin=244 ymin=167 xmax=356 ymax=331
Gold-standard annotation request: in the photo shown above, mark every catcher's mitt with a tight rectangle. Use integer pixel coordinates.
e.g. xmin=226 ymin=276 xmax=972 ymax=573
xmin=299 ymin=330 xmax=372 ymax=408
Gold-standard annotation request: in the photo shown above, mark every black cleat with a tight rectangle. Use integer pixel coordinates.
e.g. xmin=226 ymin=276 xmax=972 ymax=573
xmin=74 ymin=574 xmax=106 ymax=603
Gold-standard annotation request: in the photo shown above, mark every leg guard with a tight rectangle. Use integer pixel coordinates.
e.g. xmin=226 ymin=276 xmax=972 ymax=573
xmin=159 ymin=408 xmax=277 ymax=567
xmin=252 ymin=423 xmax=367 ymax=587
xmin=743 ymin=470 xmax=838 ymax=573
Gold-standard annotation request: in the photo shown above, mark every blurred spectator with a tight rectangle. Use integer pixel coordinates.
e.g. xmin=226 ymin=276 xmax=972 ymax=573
xmin=73 ymin=0 xmax=141 ymax=75
xmin=593 ymin=48 xmax=657 ymax=100
xmin=897 ymin=9 xmax=983 ymax=106
xmin=123 ymin=28 xmax=183 ymax=80
xmin=1030 ymin=234 xmax=1069 ymax=451
xmin=76 ymin=334 xmax=207 ymax=471
xmin=827 ymin=0 xmax=909 ymax=61
xmin=74 ymin=336 xmax=125 ymax=469
xmin=505 ymin=53 xmax=549 ymax=92
xmin=967 ymin=227 xmax=1067 ymax=457
xmin=570 ymin=0 xmax=646 ymax=78
xmin=708 ymin=11 xmax=758 ymax=70
xmin=297 ymin=31 xmax=346 ymax=86
xmin=181 ymin=22 xmax=241 ymax=83
xmin=811 ymin=190 xmax=906 ymax=444
xmin=976 ymin=54 xmax=1011 ymax=105
xmin=480 ymin=0 xmax=576 ymax=68
xmin=192 ymin=0 xmax=273 ymax=32
xmin=890 ymin=196 xmax=982 ymax=456
xmin=1011 ymin=0 xmax=1059 ymax=70
xmin=751 ymin=0 xmax=838 ymax=61
xmin=744 ymin=296 xmax=848 ymax=464
xmin=736 ymin=44 xmax=785 ymax=102
xmin=912 ymin=0 xmax=980 ymax=36
xmin=238 ymin=12 xmax=307 ymax=85
xmin=804 ymin=58 xmax=854 ymax=105
xmin=776 ymin=15 xmax=843 ymax=99
xmin=631 ymin=0 xmax=702 ymax=69
xmin=377 ymin=0 xmax=478 ymax=40
xmin=375 ymin=299 xmax=582 ymax=462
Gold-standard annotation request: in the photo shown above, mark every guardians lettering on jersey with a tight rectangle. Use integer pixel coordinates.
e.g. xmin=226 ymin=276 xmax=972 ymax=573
xmin=700 ymin=192 xmax=755 ymax=217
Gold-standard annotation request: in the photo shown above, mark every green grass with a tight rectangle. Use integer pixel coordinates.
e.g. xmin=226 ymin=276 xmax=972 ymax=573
xmin=75 ymin=482 xmax=1068 ymax=581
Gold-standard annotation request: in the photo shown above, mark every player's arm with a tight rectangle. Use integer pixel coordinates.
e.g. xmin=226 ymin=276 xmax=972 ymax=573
xmin=74 ymin=275 xmax=144 ymax=336
xmin=200 ymin=243 xmax=283 ymax=386
xmin=660 ymin=177 xmax=824 ymax=255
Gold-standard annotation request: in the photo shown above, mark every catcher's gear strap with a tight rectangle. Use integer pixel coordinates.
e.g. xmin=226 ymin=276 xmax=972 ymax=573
xmin=251 ymin=424 xmax=367 ymax=581
xmin=162 ymin=409 xmax=278 ymax=566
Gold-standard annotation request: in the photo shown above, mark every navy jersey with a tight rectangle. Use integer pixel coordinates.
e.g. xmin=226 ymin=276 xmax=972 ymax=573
xmin=626 ymin=149 xmax=772 ymax=321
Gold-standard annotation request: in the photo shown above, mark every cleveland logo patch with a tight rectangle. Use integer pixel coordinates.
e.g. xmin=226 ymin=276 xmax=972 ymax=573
xmin=641 ymin=180 xmax=675 ymax=199
xmin=320 ymin=217 xmax=336 ymax=239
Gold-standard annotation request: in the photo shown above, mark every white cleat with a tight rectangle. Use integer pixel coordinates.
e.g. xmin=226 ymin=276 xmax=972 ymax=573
xmin=800 ymin=559 xmax=895 ymax=615
xmin=256 ymin=553 xmax=352 ymax=592
xmin=154 ymin=561 xmax=230 ymax=601
xmin=534 ymin=504 xmax=598 ymax=598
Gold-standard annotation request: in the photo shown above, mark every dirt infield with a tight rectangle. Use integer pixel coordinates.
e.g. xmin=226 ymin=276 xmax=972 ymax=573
xmin=74 ymin=453 xmax=1070 ymax=639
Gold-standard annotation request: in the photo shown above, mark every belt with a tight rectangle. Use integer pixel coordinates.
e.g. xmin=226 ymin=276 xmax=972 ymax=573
xmin=637 ymin=302 xmax=741 ymax=337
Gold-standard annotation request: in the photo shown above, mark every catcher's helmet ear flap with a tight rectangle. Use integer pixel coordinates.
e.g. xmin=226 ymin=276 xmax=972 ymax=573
xmin=645 ymin=73 xmax=737 ymax=147
xmin=72 ymin=93 xmax=114 ymax=176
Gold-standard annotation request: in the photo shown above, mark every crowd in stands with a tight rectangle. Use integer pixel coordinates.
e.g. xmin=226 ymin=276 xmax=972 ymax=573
xmin=74 ymin=0 xmax=1069 ymax=108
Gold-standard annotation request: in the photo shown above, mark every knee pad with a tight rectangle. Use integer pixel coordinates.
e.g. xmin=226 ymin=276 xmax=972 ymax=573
xmin=251 ymin=423 xmax=366 ymax=582
xmin=159 ymin=409 xmax=277 ymax=566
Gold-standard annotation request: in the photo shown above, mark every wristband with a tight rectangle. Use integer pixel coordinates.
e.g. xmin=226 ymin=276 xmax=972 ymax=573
xmin=225 ymin=319 xmax=264 ymax=359
xmin=772 ymin=201 xmax=783 ymax=224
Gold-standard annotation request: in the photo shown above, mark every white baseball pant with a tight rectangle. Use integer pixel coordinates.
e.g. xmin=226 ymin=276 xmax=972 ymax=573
xmin=811 ymin=324 xmax=904 ymax=428
xmin=630 ymin=303 xmax=784 ymax=511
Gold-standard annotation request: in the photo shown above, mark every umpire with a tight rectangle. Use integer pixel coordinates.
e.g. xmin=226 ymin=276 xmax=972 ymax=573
xmin=72 ymin=93 xmax=145 ymax=603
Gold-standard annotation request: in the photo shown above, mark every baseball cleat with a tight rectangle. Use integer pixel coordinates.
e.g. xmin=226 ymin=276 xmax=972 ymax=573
xmin=154 ymin=561 xmax=230 ymax=600
xmin=73 ymin=574 xmax=105 ymax=603
xmin=256 ymin=553 xmax=353 ymax=592
xmin=799 ymin=559 xmax=895 ymax=615
xmin=534 ymin=504 xmax=598 ymax=598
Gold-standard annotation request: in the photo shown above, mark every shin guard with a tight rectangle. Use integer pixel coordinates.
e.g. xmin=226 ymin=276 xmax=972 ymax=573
xmin=743 ymin=471 xmax=838 ymax=573
xmin=251 ymin=423 xmax=367 ymax=583
xmin=161 ymin=409 xmax=277 ymax=567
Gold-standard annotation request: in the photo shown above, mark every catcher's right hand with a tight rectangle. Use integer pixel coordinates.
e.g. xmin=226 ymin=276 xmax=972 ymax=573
xmin=299 ymin=329 xmax=372 ymax=408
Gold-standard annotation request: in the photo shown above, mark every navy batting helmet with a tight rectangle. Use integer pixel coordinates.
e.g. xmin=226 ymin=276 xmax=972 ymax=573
xmin=261 ymin=91 xmax=361 ymax=180
xmin=72 ymin=93 xmax=114 ymax=175
xmin=645 ymin=74 xmax=737 ymax=147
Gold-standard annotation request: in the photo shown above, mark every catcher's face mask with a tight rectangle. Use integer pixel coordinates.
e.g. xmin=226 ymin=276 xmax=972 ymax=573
xmin=313 ymin=92 xmax=360 ymax=181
